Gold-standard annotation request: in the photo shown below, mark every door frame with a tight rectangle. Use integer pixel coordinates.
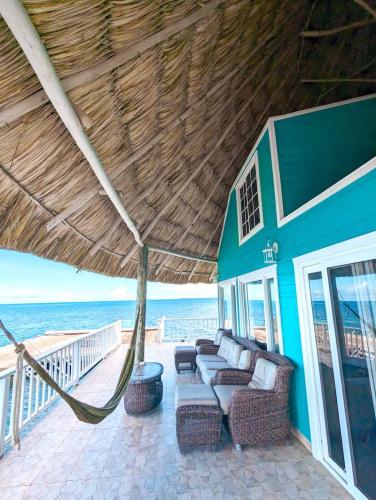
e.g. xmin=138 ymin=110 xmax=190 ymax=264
xmin=237 ymin=264 xmax=284 ymax=353
xmin=294 ymin=230 xmax=376 ymax=500
xmin=217 ymin=277 xmax=238 ymax=335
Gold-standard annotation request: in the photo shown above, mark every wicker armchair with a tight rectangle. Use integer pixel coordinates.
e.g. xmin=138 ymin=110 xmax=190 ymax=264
xmin=214 ymin=350 xmax=294 ymax=449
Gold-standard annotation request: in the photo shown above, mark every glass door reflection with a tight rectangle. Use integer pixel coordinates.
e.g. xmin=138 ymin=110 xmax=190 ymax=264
xmin=308 ymin=271 xmax=345 ymax=471
xmin=329 ymin=260 xmax=376 ymax=500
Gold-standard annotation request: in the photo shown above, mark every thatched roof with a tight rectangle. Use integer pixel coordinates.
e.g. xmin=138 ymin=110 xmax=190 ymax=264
xmin=0 ymin=0 xmax=375 ymax=284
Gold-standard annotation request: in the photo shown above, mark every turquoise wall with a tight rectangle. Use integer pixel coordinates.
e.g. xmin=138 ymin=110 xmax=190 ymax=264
xmin=218 ymin=97 xmax=376 ymax=440
xmin=276 ymin=98 xmax=376 ymax=216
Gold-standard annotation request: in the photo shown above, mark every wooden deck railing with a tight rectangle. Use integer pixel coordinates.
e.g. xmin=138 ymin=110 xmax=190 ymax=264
xmin=0 ymin=321 xmax=122 ymax=456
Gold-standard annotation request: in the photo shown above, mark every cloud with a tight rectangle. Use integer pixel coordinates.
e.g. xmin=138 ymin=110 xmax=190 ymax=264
xmin=107 ymin=287 xmax=135 ymax=301
xmin=148 ymin=282 xmax=217 ymax=300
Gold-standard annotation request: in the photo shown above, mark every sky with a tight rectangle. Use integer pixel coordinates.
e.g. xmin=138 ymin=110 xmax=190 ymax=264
xmin=0 ymin=249 xmax=217 ymax=304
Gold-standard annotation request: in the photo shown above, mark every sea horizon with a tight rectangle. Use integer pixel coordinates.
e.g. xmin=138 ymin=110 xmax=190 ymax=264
xmin=0 ymin=296 xmax=216 ymax=307
xmin=0 ymin=297 xmax=218 ymax=347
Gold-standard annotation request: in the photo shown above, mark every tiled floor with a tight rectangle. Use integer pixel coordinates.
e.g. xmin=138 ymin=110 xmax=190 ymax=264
xmin=0 ymin=343 xmax=351 ymax=499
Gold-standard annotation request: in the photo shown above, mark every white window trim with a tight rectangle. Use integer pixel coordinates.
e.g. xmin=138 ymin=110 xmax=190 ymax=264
xmin=293 ymin=230 xmax=376 ymax=500
xmin=217 ymin=277 xmax=237 ymax=335
xmin=237 ymin=264 xmax=284 ymax=353
xmin=235 ymin=151 xmax=264 ymax=245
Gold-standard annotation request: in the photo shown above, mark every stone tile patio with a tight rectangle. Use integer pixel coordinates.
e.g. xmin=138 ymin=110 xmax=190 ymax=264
xmin=0 ymin=343 xmax=351 ymax=499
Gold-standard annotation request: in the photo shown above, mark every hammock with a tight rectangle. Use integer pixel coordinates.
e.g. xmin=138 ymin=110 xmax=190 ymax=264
xmin=0 ymin=306 xmax=140 ymax=449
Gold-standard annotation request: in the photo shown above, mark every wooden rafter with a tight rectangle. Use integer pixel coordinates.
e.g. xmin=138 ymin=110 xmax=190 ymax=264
xmin=353 ymin=0 xmax=376 ymax=18
xmin=301 ymin=17 xmax=376 ymax=37
xmin=302 ymin=78 xmax=376 ymax=83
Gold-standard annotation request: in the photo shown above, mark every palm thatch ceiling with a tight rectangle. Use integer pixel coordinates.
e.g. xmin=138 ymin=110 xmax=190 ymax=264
xmin=0 ymin=0 xmax=375 ymax=284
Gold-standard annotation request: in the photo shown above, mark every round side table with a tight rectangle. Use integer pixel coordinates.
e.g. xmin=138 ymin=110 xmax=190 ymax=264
xmin=123 ymin=362 xmax=164 ymax=414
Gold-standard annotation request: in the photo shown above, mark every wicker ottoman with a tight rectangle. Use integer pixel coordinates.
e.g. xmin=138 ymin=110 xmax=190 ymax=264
xmin=175 ymin=384 xmax=222 ymax=449
xmin=174 ymin=346 xmax=197 ymax=373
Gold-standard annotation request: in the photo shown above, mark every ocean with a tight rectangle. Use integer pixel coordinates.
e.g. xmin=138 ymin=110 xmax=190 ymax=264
xmin=0 ymin=298 xmax=364 ymax=348
xmin=0 ymin=298 xmax=218 ymax=347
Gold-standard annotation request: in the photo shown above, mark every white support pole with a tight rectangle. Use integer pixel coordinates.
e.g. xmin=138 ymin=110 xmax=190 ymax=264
xmin=0 ymin=0 xmax=143 ymax=248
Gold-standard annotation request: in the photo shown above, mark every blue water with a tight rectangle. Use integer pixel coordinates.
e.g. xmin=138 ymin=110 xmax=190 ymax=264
xmin=0 ymin=298 xmax=218 ymax=347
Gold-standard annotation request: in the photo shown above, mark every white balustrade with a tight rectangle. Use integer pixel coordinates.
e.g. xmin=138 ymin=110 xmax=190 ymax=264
xmin=0 ymin=321 xmax=122 ymax=456
xmin=161 ymin=317 xmax=218 ymax=342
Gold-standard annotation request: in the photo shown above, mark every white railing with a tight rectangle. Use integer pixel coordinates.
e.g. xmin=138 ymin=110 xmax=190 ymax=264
xmin=314 ymin=322 xmax=374 ymax=359
xmin=0 ymin=321 xmax=122 ymax=456
xmin=159 ymin=317 xmax=218 ymax=342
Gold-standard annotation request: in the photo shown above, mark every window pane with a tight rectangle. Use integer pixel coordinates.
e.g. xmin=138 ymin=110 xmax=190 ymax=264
xmin=329 ymin=260 xmax=376 ymax=499
xmin=246 ymin=280 xmax=267 ymax=348
xmin=237 ymin=162 xmax=261 ymax=239
xmin=308 ymin=272 xmax=345 ymax=470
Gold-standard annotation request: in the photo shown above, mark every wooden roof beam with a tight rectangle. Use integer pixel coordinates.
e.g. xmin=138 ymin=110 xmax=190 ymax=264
xmin=301 ymin=17 xmax=376 ymax=37
xmin=353 ymin=0 xmax=376 ymax=18
xmin=149 ymin=246 xmax=216 ymax=264
xmin=302 ymin=78 xmax=376 ymax=83
xmin=0 ymin=0 xmax=143 ymax=248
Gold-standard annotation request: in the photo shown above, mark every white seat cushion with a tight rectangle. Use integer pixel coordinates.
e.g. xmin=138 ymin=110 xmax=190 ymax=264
xmin=175 ymin=384 xmax=218 ymax=409
xmin=213 ymin=385 xmax=246 ymax=415
xmin=248 ymin=358 xmax=277 ymax=390
xmin=228 ymin=343 xmax=244 ymax=368
xmin=197 ymin=357 xmax=229 ymax=372
xmin=237 ymin=350 xmax=252 ymax=370
xmin=217 ymin=336 xmax=231 ymax=359
xmin=201 ymin=361 xmax=232 ymax=370
xmin=196 ymin=354 xmax=225 ymax=363
xmin=223 ymin=339 xmax=237 ymax=362
xmin=214 ymin=329 xmax=225 ymax=346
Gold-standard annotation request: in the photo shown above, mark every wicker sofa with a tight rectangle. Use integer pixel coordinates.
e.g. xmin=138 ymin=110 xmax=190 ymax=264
xmin=212 ymin=350 xmax=294 ymax=449
xmin=196 ymin=334 xmax=261 ymax=385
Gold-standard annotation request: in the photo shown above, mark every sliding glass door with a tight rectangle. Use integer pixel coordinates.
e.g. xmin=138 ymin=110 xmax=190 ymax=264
xmin=239 ymin=266 xmax=282 ymax=352
xmin=329 ymin=260 xmax=376 ymax=500
xmin=301 ymin=251 xmax=376 ymax=500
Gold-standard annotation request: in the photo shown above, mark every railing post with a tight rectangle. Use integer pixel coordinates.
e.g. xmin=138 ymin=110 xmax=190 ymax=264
xmin=0 ymin=376 xmax=10 ymax=457
xmin=115 ymin=320 xmax=122 ymax=346
xmin=72 ymin=341 xmax=81 ymax=386
xmin=158 ymin=316 xmax=165 ymax=342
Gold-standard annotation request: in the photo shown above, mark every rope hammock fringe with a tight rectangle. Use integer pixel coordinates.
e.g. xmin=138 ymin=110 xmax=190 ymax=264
xmin=0 ymin=307 xmax=140 ymax=449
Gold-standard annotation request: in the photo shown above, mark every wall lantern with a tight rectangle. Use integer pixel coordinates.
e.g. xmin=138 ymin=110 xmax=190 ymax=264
xmin=263 ymin=240 xmax=278 ymax=264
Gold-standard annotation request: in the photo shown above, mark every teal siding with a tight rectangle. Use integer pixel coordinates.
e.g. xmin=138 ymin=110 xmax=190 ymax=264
xmin=217 ymin=97 xmax=376 ymax=441
xmin=275 ymin=98 xmax=376 ymax=216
